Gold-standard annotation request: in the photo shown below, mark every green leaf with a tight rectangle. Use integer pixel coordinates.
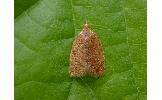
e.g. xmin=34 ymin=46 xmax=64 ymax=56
xmin=14 ymin=0 xmax=147 ymax=100
xmin=14 ymin=0 xmax=39 ymax=18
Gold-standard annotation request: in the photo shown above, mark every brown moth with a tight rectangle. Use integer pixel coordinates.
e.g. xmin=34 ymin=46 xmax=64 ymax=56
xmin=69 ymin=23 xmax=105 ymax=77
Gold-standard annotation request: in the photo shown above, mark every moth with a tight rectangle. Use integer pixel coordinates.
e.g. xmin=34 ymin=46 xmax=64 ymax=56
xmin=69 ymin=23 xmax=105 ymax=77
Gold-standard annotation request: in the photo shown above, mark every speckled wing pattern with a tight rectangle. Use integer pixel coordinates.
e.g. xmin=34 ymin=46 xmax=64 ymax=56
xmin=69 ymin=24 xmax=105 ymax=77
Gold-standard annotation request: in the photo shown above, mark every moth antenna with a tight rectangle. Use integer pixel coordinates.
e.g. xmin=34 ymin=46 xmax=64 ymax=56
xmin=85 ymin=20 xmax=88 ymax=24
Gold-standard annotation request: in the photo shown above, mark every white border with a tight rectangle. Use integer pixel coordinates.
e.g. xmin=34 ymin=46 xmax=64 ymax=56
xmin=148 ymin=0 xmax=162 ymax=100
xmin=0 ymin=0 xmax=14 ymax=100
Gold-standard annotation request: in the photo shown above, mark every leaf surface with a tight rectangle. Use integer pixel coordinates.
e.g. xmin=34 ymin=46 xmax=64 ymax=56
xmin=15 ymin=0 xmax=147 ymax=100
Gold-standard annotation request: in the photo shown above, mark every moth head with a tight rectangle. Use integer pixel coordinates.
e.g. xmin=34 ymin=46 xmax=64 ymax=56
xmin=83 ymin=23 xmax=91 ymax=29
xmin=81 ymin=23 xmax=93 ymax=40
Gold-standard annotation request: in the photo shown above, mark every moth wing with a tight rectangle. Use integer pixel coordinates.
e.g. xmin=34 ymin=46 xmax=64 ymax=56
xmin=86 ymin=33 xmax=105 ymax=76
xmin=69 ymin=33 xmax=87 ymax=77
